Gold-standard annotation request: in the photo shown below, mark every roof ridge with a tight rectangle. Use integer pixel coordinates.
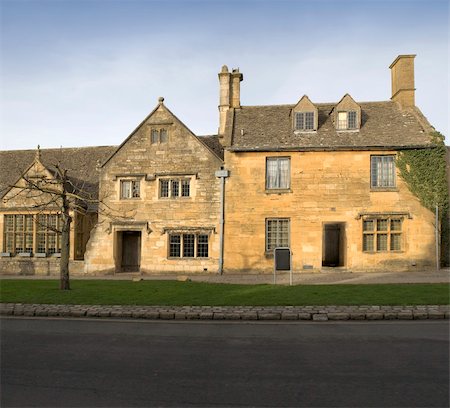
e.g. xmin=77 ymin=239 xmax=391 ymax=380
xmin=0 ymin=145 xmax=117 ymax=153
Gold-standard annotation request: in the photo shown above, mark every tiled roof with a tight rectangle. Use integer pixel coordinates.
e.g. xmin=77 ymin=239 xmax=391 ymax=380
xmin=226 ymin=101 xmax=434 ymax=151
xmin=0 ymin=146 xmax=116 ymax=200
xmin=197 ymin=135 xmax=224 ymax=160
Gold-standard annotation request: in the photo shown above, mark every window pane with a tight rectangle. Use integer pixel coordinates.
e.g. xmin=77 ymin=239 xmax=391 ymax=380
xmin=151 ymin=130 xmax=159 ymax=144
xmin=390 ymin=234 xmax=401 ymax=251
xmin=266 ymin=219 xmax=289 ymax=251
xmin=278 ymin=158 xmax=290 ymax=189
xmin=121 ymin=181 xmax=131 ymax=199
xmin=391 ymin=219 xmax=402 ymax=231
xmin=337 ymin=112 xmax=347 ymax=129
xmin=363 ymin=234 xmax=374 ymax=251
xmin=25 ymin=233 xmax=33 ymax=253
xmin=266 ymin=158 xmax=278 ymax=189
xmin=197 ymin=234 xmax=209 ymax=257
xmin=377 ymin=234 xmax=388 ymax=251
xmin=5 ymin=215 xmax=14 ymax=232
xmin=183 ymin=234 xmax=195 ymax=257
xmin=171 ymin=180 xmax=179 ymax=197
xmin=169 ymin=235 xmax=181 ymax=257
xmin=363 ymin=220 xmax=374 ymax=231
xmin=295 ymin=112 xmax=304 ymax=130
xmin=160 ymin=180 xmax=169 ymax=197
xmin=48 ymin=234 xmax=57 ymax=254
xmin=49 ymin=215 xmax=58 ymax=230
xmin=160 ymin=129 xmax=168 ymax=143
xmin=16 ymin=215 xmax=24 ymax=232
xmin=371 ymin=156 xmax=395 ymax=188
xmin=15 ymin=233 xmax=24 ymax=252
xmin=25 ymin=215 xmax=34 ymax=232
xmin=377 ymin=219 xmax=388 ymax=231
xmin=181 ymin=180 xmax=190 ymax=197
xmin=37 ymin=233 xmax=46 ymax=253
xmin=305 ymin=112 xmax=314 ymax=130
xmin=279 ymin=219 xmax=289 ymax=247
xmin=132 ymin=181 xmax=140 ymax=198
xmin=5 ymin=233 xmax=14 ymax=253
xmin=37 ymin=214 xmax=47 ymax=231
xmin=348 ymin=111 xmax=357 ymax=129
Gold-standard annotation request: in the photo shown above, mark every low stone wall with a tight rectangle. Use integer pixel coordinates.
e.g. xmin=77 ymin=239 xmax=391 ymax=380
xmin=0 ymin=259 xmax=85 ymax=276
xmin=1 ymin=304 xmax=448 ymax=321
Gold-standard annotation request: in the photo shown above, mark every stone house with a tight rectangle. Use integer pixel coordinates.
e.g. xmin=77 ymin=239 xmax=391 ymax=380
xmin=0 ymin=54 xmax=444 ymax=274
xmin=219 ymin=55 xmax=438 ymax=273
xmin=83 ymin=100 xmax=224 ymax=274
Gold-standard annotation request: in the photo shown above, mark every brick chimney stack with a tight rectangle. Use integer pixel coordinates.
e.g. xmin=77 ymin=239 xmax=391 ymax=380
xmin=218 ymin=65 xmax=243 ymax=135
xmin=389 ymin=54 xmax=416 ymax=108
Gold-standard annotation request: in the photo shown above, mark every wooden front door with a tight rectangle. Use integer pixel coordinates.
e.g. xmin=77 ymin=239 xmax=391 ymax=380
xmin=121 ymin=231 xmax=141 ymax=272
xmin=323 ymin=224 xmax=341 ymax=267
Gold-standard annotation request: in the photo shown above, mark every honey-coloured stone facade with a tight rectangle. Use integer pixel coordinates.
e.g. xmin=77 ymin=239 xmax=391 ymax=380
xmin=84 ymin=100 xmax=223 ymax=274
xmin=222 ymin=150 xmax=436 ymax=273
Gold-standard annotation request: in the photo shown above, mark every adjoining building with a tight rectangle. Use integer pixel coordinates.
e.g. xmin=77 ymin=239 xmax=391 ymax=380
xmin=0 ymin=55 xmax=444 ymax=275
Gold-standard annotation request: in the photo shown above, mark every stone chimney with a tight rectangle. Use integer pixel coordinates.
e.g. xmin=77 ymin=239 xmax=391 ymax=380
xmin=218 ymin=65 xmax=243 ymax=135
xmin=389 ymin=54 xmax=416 ymax=108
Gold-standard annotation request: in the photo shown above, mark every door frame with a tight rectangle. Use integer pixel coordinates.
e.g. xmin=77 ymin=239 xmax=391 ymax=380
xmin=322 ymin=222 xmax=346 ymax=268
xmin=114 ymin=229 xmax=142 ymax=273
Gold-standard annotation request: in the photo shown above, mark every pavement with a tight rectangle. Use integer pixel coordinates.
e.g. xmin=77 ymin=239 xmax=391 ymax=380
xmin=1 ymin=267 xmax=449 ymax=285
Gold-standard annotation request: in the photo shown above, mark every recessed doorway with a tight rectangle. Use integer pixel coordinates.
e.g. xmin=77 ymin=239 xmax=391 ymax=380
xmin=118 ymin=231 xmax=141 ymax=272
xmin=322 ymin=223 xmax=345 ymax=267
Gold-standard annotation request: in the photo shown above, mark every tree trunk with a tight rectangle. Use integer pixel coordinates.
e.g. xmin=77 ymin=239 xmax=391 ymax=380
xmin=60 ymin=214 xmax=71 ymax=290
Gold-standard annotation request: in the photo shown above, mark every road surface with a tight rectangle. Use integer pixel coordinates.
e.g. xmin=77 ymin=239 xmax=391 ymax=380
xmin=1 ymin=318 xmax=449 ymax=407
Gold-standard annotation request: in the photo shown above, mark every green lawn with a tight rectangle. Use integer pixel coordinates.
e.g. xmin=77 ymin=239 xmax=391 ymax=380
xmin=0 ymin=280 xmax=448 ymax=306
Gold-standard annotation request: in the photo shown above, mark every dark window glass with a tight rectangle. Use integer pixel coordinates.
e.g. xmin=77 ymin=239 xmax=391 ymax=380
xmin=183 ymin=234 xmax=195 ymax=257
xmin=197 ymin=234 xmax=209 ymax=257
xmin=171 ymin=180 xmax=179 ymax=197
xmin=169 ymin=234 xmax=181 ymax=257
xmin=181 ymin=180 xmax=190 ymax=197
xmin=160 ymin=180 xmax=169 ymax=197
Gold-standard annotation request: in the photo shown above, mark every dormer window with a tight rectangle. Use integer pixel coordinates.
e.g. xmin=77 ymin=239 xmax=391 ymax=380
xmin=337 ymin=111 xmax=357 ymax=130
xmin=295 ymin=112 xmax=315 ymax=131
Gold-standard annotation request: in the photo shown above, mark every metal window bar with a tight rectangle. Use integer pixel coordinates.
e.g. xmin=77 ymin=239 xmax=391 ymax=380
xmin=305 ymin=112 xmax=314 ymax=130
xmin=295 ymin=112 xmax=304 ymax=130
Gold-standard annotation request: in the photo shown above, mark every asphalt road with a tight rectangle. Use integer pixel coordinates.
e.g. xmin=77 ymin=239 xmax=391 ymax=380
xmin=1 ymin=318 xmax=449 ymax=408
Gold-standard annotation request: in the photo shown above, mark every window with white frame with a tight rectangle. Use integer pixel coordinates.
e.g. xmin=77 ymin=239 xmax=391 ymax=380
xmin=371 ymin=155 xmax=396 ymax=188
xmin=337 ymin=111 xmax=357 ymax=130
xmin=266 ymin=218 xmax=290 ymax=252
xmin=150 ymin=128 xmax=168 ymax=144
xmin=362 ymin=217 xmax=402 ymax=252
xmin=159 ymin=178 xmax=191 ymax=198
xmin=168 ymin=233 xmax=209 ymax=258
xmin=120 ymin=180 xmax=140 ymax=199
xmin=295 ymin=112 xmax=315 ymax=131
xmin=266 ymin=157 xmax=290 ymax=190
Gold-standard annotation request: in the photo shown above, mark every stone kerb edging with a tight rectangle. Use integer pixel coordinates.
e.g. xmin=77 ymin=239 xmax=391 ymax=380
xmin=1 ymin=303 xmax=449 ymax=321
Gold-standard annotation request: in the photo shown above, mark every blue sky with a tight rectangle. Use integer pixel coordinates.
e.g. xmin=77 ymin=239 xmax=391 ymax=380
xmin=0 ymin=0 xmax=448 ymax=150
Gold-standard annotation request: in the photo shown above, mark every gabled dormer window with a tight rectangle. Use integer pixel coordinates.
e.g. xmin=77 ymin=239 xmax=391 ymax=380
xmin=337 ymin=111 xmax=357 ymax=130
xmin=295 ymin=112 xmax=315 ymax=131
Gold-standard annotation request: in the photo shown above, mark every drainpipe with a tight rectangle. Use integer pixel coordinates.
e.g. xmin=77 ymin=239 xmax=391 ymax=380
xmin=215 ymin=169 xmax=230 ymax=274
xmin=435 ymin=204 xmax=439 ymax=272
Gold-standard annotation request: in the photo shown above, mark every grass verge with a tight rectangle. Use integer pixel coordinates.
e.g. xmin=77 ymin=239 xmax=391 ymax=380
xmin=0 ymin=280 xmax=449 ymax=306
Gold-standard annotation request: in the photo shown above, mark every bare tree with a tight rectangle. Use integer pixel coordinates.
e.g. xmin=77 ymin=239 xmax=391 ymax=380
xmin=2 ymin=146 xmax=130 ymax=290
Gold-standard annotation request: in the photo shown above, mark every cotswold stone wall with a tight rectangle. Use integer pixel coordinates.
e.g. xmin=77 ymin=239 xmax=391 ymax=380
xmin=223 ymin=150 xmax=435 ymax=273
xmin=0 ymin=259 xmax=85 ymax=275
xmin=84 ymin=103 xmax=223 ymax=274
